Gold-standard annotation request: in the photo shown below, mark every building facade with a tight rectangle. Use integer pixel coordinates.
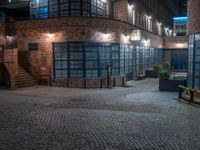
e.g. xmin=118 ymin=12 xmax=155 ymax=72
xmin=0 ymin=0 xmax=188 ymax=88
xmin=187 ymin=0 xmax=200 ymax=89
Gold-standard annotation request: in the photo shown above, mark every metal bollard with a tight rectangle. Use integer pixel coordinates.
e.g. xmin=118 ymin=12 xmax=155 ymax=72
xmin=107 ymin=65 xmax=111 ymax=88
xmin=190 ymin=90 xmax=194 ymax=103
xmin=178 ymin=86 xmax=182 ymax=99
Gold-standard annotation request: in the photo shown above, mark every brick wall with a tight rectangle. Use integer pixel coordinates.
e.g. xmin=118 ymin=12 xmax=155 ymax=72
xmin=0 ymin=1 xmax=190 ymax=88
xmin=4 ymin=49 xmax=18 ymax=89
xmin=115 ymin=0 xmax=128 ymax=22
xmin=10 ymin=17 xmax=163 ymax=77
xmin=141 ymin=30 xmax=163 ymax=48
xmin=163 ymin=36 xmax=188 ymax=49
xmin=187 ymin=0 xmax=200 ymax=34
xmin=0 ymin=63 xmax=3 ymax=85
xmin=0 ymin=23 xmax=5 ymax=46
xmin=52 ymin=76 xmax=125 ymax=88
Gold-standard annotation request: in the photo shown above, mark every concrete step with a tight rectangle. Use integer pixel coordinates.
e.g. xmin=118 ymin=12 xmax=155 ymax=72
xmin=16 ymin=66 xmax=38 ymax=88
xmin=16 ymin=78 xmax=37 ymax=83
xmin=16 ymin=83 xmax=38 ymax=88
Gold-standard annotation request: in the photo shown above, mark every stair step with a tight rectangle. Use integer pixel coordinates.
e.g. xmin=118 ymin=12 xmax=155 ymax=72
xmin=16 ymin=66 xmax=38 ymax=88
xmin=16 ymin=75 xmax=33 ymax=78
xmin=16 ymin=79 xmax=37 ymax=83
xmin=18 ymin=71 xmax=30 ymax=73
xmin=16 ymin=76 xmax=36 ymax=80
xmin=16 ymin=83 xmax=38 ymax=88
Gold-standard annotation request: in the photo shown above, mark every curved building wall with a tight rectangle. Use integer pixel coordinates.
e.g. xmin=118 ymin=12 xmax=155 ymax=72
xmin=187 ymin=0 xmax=200 ymax=89
xmin=7 ymin=17 xmax=163 ymax=87
xmin=30 ymin=0 xmax=114 ymax=19
xmin=187 ymin=0 xmax=200 ymax=35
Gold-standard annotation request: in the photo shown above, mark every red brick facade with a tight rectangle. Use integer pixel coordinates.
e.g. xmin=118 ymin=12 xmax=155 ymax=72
xmin=188 ymin=0 xmax=200 ymax=35
xmin=0 ymin=0 xmax=189 ymax=88
xmin=163 ymin=36 xmax=188 ymax=49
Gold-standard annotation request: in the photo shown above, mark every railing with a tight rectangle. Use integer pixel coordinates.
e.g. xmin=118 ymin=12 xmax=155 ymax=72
xmin=18 ymin=50 xmax=30 ymax=72
xmin=0 ymin=48 xmax=4 ymax=63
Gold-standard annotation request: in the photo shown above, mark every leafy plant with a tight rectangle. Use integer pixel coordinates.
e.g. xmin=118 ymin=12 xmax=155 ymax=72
xmin=159 ymin=70 xmax=170 ymax=80
xmin=162 ymin=62 xmax=170 ymax=70
xmin=153 ymin=64 xmax=161 ymax=72
xmin=173 ymin=76 xmax=187 ymax=80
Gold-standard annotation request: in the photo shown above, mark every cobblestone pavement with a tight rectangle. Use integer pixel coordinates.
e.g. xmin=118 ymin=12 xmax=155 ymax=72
xmin=0 ymin=79 xmax=200 ymax=150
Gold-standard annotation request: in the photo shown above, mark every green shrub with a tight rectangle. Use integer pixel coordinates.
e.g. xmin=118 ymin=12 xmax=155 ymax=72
xmin=159 ymin=70 xmax=170 ymax=80
xmin=153 ymin=64 xmax=161 ymax=72
xmin=173 ymin=76 xmax=187 ymax=80
xmin=162 ymin=62 xmax=170 ymax=70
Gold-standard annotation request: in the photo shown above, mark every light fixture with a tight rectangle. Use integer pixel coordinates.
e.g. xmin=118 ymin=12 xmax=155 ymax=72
xmin=131 ymin=4 xmax=134 ymax=8
xmin=48 ymin=26 xmax=53 ymax=36
xmin=142 ymin=39 xmax=150 ymax=47
xmin=147 ymin=16 xmax=152 ymax=19
xmin=158 ymin=22 xmax=162 ymax=26
xmin=173 ymin=17 xmax=188 ymax=20
xmin=105 ymin=28 xmax=111 ymax=35
xmin=176 ymin=42 xmax=187 ymax=48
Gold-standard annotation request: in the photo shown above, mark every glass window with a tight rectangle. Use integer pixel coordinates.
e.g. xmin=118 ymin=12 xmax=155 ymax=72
xmin=69 ymin=42 xmax=84 ymax=78
xmin=31 ymin=0 xmax=108 ymax=19
xmin=111 ymin=43 xmax=120 ymax=76
xmin=54 ymin=43 xmax=68 ymax=78
xmin=85 ymin=42 xmax=98 ymax=78
xmin=100 ymin=44 xmax=110 ymax=77
xmin=53 ymin=42 xmax=163 ymax=81
xmin=31 ymin=0 xmax=48 ymax=19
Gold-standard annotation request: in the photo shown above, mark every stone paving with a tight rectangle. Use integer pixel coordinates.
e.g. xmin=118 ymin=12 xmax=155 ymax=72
xmin=0 ymin=79 xmax=200 ymax=150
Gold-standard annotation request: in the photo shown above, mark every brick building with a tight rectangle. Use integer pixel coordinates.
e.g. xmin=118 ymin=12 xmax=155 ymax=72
xmin=0 ymin=0 xmax=188 ymax=89
xmin=187 ymin=0 xmax=200 ymax=89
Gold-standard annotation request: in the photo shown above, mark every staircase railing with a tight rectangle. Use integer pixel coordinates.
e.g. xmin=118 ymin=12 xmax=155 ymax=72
xmin=18 ymin=50 xmax=30 ymax=72
xmin=0 ymin=45 xmax=4 ymax=63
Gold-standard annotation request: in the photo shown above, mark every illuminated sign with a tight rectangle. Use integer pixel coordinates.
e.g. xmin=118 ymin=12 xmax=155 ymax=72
xmin=130 ymin=30 xmax=141 ymax=41
xmin=173 ymin=17 xmax=187 ymax=36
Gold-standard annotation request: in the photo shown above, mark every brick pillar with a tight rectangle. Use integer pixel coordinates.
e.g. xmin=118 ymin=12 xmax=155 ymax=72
xmin=187 ymin=0 xmax=200 ymax=34
xmin=4 ymin=49 xmax=18 ymax=89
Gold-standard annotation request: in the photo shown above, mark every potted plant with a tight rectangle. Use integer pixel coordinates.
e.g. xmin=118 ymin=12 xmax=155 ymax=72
xmin=159 ymin=65 xmax=186 ymax=92
xmin=159 ymin=70 xmax=170 ymax=80
xmin=162 ymin=62 xmax=170 ymax=72
xmin=145 ymin=64 xmax=161 ymax=78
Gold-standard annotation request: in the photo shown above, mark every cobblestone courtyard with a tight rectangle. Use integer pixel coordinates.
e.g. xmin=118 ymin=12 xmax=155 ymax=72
xmin=0 ymin=79 xmax=200 ymax=150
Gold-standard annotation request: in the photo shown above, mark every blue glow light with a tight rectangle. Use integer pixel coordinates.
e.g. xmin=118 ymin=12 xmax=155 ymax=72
xmin=173 ymin=17 xmax=188 ymax=20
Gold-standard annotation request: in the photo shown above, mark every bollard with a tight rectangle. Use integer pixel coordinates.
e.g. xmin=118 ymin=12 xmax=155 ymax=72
xmin=107 ymin=65 xmax=111 ymax=88
xmin=190 ymin=90 xmax=194 ymax=103
xmin=84 ymin=79 xmax=86 ymax=88
xmin=122 ymin=76 xmax=125 ymax=86
xmin=100 ymin=78 xmax=103 ymax=88
xmin=48 ymin=68 xmax=52 ymax=86
xmin=178 ymin=86 xmax=182 ymax=99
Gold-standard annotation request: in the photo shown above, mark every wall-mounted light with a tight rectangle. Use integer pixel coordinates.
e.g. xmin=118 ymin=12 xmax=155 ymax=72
xmin=142 ymin=39 xmax=150 ymax=47
xmin=165 ymin=27 xmax=169 ymax=31
xmin=131 ymin=4 xmax=134 ymax=8
xmin=158 ymin=22 xmax=162 ymax=26
xmin=176 ymin=42 xmax=187 ymax=48
xmin=48 ymin=26 xmax=53 ymax=37
xmin=104 ymin=28 xmax=111 ymax=35
xmin=147 ymin=16 xmax=152 ymax=20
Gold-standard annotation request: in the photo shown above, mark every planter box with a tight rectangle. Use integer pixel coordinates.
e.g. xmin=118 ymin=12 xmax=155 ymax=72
xmin=159 ymin=79 xmax=187 ymax=92
xmin=145 ymin=70 xmax=159 ymax=78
